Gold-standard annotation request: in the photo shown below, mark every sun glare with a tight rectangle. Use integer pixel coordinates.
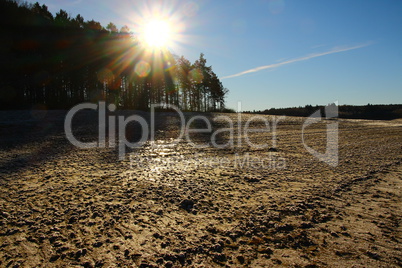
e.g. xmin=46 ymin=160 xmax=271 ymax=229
xmin=142 ymin=19 xmax=172 ymax=49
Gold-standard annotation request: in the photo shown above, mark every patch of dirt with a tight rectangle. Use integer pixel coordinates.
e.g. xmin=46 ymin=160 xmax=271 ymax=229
xmin=0 ymin=110 xmax=401 ymax=267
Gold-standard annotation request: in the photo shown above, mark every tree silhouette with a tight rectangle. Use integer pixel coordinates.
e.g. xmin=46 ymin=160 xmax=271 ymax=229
xmin=0 ymin=0 xmax=229 ymax=111
xmin=106 ymin=22 xmax=118 ymax=33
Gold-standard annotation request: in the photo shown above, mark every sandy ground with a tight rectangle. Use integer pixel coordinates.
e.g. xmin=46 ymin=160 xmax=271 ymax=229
xmin=0 ymin=110 xmax=401 ymax=267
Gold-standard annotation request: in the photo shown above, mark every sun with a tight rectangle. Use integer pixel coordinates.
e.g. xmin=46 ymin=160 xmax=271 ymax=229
xmin=141 ymin=19 xmax=172 ymax=49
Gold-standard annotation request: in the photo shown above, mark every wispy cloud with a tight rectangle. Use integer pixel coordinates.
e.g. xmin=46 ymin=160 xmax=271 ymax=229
xmin=310 ymin=44 xmax=327 ymax=49
xmin=221 ymin=42 xmax=372 ymax=79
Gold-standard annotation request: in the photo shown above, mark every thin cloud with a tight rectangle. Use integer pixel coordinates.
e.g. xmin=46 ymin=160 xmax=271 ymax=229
xmin=221 ymin=42 xmax=372 ymax=79
xmin=310 ymin=44 xmax=327 ymax=49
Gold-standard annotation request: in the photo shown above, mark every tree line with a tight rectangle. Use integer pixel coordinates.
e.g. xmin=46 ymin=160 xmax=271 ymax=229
xmin=256 ymin=104 xmax=402 ymax=120
xmin=0 ymin=0 xmax=228 ymax=111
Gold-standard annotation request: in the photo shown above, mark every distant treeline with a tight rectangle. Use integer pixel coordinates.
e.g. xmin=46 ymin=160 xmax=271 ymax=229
xmin=0 ymin=0 xmax=228 ymax=111
xmin=253 ymin=104 xmax=402 ymax=120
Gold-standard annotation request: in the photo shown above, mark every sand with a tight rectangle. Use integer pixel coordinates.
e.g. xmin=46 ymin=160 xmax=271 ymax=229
xmin=0 ymin=110 xmax=401 ymax=267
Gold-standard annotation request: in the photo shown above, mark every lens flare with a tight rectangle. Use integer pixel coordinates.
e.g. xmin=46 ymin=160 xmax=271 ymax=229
xmin=188 ymin=68 xmax=203 ymax=84
xmin=182 ymin=2 xmax=199 ymax=17
xmin=97 ymin=68 xmax=114 ymax=82
xmin=135 ymin=60 xmax=151 ymax=77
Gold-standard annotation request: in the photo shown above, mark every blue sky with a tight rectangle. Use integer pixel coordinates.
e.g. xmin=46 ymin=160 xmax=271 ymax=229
xmin=27 ymin=0 xmax=402 ymax=111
